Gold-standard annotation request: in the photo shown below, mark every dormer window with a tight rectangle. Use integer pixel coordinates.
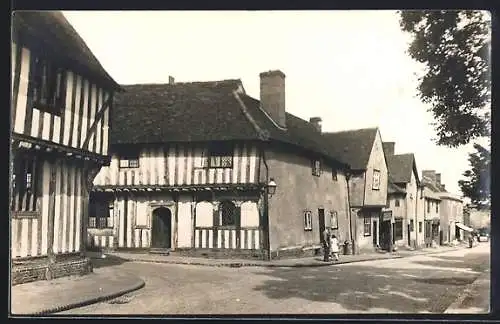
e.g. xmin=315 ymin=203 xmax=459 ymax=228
xmin=30 ymin=54 xmax=66 ymax=115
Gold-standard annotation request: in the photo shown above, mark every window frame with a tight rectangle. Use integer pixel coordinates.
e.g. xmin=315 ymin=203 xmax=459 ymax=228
xmin=372 ymin=169 xmax=381 ymax=190
xmin=311 ymin=159 xmax=321 ymax=177
xmin=363 ymin=214 xmax=371 ymax=236
xmin=11 ymin=155 xmax=40 ymax=215
xmin=207 ymin=145 xmax=233 ymax=169
xmin=427 ymin=200 xmax=431 ymax=213
xmin=330 ymin=210 xmax=338 ymax=230
xmin=304 ymin=210 xmax=313 ymax=231
xmin=88 ymin=201 xmax=114 ymax=229
xmin=410 ymin=219 xmax=414 ymax=232
xmin=395 ymin=199 xmax=400 ymax=207
xmin=418 ymin=221 xmax=423 ymax=233
xmin=118 ymin=152 xmax=140 ymax=169
xmin=435 ymin=202 xmax=439 ymax=213
xmin=29 ymin=54 xmax=67 ymax=115
xmin=218 ymin=200 xmax=240 ymax=228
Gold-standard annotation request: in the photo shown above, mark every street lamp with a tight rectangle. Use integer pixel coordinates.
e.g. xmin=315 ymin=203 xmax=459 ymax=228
xmin=267 ymin=178 xmax=277 ymax=197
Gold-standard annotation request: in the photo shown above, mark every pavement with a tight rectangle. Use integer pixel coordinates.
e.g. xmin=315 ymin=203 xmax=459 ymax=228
xmin=10 ymin=266 xmax=145 ymax=316
xmin=10 ymin=242 xmax=481 ymax=316
xmin=444 ymin=268 xmax=490 ymax=314
xmin=107 ymin=243 xmax=469 ymax=268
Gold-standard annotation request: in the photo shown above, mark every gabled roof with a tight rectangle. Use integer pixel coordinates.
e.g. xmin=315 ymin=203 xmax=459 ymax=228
xmin=111 ymin=81 xmax=349 ymax=169
xmin=322 ymin=128 xmax=379 ymax=170
xmin=387 ymin=153 xmax=420 ymax=185
xmin=12 ymin=11 xmax=121 ymax=91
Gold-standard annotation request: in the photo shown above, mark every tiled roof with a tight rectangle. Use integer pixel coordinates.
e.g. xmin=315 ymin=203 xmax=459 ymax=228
xmin=111 ymin=81 xmax=349 ymax=169
xmin=388 ymin=180 xmax=406 ymax=195
xmin=387 ymin=153 xmax=419 ymax=184
xmin=322 ymin=128 xmax=379 ymax=170
xmin=12 ymin=11 xmax=121 ymax=91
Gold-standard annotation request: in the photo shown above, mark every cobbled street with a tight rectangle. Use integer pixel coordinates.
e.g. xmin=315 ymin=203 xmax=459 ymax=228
xmin=60 ymin=243 xmax=490 ymax=314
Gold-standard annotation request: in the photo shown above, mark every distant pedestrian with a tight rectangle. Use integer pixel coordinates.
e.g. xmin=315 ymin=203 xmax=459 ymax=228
xmin=323 ymin=228 xmax=331 ymax=262
xmin=330 ymin=234 xmax=340 ymax=261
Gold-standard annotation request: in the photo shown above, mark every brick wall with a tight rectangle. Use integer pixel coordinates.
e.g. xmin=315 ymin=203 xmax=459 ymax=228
xmin=11 ymin=256 xmax=93 ymax=286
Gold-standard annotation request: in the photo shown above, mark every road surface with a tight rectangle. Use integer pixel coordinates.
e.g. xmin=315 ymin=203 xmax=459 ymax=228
xmin=60 ymin=243 xmax=490 ymax=314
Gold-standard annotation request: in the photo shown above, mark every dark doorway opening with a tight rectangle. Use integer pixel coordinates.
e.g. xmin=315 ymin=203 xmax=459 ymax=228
xmin=151 ymin=207 xmax=172 ymax=248
xmin=373 ymin=220 xmax=378 ymax=247
xmin=380 ymin=220 xmax=392 ymax=251
xmin=318 ymin=208 xmax=326 ymax=245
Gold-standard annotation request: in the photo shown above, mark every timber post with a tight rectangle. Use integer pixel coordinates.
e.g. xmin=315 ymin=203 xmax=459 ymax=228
xmin=46 ymin=156 xmax=59 ymax=279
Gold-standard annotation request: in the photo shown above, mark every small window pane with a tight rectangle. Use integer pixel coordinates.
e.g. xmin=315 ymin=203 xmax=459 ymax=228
xmin=119 ymin=159 xmax=129 ymax=168
xmin=129 ymin=159 xmax=139 ymax=168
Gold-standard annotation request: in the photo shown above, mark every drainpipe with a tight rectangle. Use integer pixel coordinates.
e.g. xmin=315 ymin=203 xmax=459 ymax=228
xmin=415 ymin=185 xmax=419 ymax=249
xmin=261 ymin=147 xmax=272 ymax=261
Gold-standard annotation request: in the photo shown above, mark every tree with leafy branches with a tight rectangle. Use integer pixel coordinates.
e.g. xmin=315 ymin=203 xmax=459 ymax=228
xmin=399 ymin=10 xmax=491 ymax=148
xmin=458 ymin=143 xmax=490 ymax=207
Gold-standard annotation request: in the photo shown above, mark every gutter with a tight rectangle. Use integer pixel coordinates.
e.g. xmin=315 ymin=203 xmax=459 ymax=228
xmin=345 ymin=171 xmax=355 ymax=254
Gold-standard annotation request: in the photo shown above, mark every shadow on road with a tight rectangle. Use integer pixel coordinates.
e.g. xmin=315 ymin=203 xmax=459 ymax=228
xmin=90 ymin=255 xmax=129 ymax=269
xmin=251 ymin=250 xmax=490 ymax=313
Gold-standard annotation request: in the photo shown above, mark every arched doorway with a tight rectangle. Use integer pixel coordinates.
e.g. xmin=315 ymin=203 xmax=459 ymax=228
xmin=151 ymin=207 xmax=172 ymax=248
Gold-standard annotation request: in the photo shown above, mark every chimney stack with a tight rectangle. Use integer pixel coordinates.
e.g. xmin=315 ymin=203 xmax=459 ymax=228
xmin=436 ymin=173 xmax=441 ymax=184
xmin=169 ymin=76 xmax=175 ymax=84
xmin=260 ymin=70 xmax=286 ymax=128
xmin=309 ymin=117 xmax=322 ymax=132
xmin=382 ymin=142 xmax=395 ymax=157
xmin=422 ymin=170 xmax=436 ymax=184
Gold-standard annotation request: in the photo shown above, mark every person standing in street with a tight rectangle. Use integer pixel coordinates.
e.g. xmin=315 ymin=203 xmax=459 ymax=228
xmin=330 ymin=234 xmax=340 ymax=261
xmin=323 ymin=228 xmax=331 ymax=262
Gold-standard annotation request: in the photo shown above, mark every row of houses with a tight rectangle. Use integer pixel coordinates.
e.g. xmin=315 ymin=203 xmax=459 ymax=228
xmin=10 ymin=12 xmax=470 ymax=284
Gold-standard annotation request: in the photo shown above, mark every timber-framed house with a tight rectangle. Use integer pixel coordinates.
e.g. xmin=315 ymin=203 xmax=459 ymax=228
xmin=90 ymin=70 xmax=353 ymax=260
xmin=10 ymin=11 xmax=121 ymax=284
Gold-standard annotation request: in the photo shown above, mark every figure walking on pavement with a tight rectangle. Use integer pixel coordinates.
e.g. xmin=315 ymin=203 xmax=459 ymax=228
xmin=330 ymin=234 xmax=340 ymax=261
xmin=323 ymin=228 xmax=331 ymax=262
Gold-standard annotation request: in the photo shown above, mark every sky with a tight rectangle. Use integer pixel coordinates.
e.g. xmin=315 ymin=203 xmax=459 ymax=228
xmin=62 ymin=10 xmax=490 ymax=196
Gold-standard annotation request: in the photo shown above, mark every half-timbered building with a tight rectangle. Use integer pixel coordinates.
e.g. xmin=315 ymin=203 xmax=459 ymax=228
xmin=10 ymin=11 xmax=121 ymax=284
xmin=90 ymin=70 xmax=352 ymax=259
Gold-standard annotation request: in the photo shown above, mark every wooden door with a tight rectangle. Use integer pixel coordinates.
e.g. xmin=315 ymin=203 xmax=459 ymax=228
xmin=151 ymin=207 xmax=172 ymax=248
xmin=373 ymin=220 xmax=378 ymax=246
xmin=318 ymin=208 xmax=326 ymax=244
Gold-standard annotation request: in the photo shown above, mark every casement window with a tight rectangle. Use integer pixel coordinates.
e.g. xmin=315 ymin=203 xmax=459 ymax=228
xmin=435 ymin=202 xmax=439 ymax=213
xmin=419 ymin=221 xmax=423 ymax=233
xmin=304 ymin=211 xmax=313 ymax=231
xmin=395 ymin=199 xmax=400 ymax=207
xmin=205 ymin=145 xmax=233 ymax=168
xmin=11 ymin=155 xmax=40 ymax=213
xmin=119 ymin=153 xmax=140 ymax=168
xmin=427 ymin=200 xmax=431 ymax=213
xmin=372 ymin=169 xmax=381 ymax=190
xmin=394 ymin=219 xmax=403 ymax=240
xmin=330 ymin=211 xmax=338 ymax=230
xmin=332 ymin=168 xmax=338 ymax=181
xmin=363 ymin=214 xmax=371 ymax=236
xmin=410 ymin=219 xmax=414 ymax=232
xmin=312 ymin=160 xmax=321 ymax=177
xmin=88 ymin=201 xmax=114 ymax=229
xmin=30 ymin=54 xmax=66 ymax=115
xmin=218 ymin=200 xmax=239 ymax=227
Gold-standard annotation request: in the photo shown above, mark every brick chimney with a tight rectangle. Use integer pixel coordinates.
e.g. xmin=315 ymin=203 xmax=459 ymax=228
xmin=436 ymin=173 xmax=441 ymax=185
xmin=422 ymin=170 xmax=436 ymax=184
xmin=309 ymin=117 xmax=322 ymax=132
xmin=382 ymin=142 xmax=395 ymax=157
xmin=169 ymin=76 xmax=175 ymax=84
xmin=260 ymin=70 xmax=286 ymax=128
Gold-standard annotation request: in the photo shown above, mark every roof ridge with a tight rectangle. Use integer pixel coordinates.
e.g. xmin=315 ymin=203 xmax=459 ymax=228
xmin=120 ymin=79 xmax=241 ymax=87
xmin=324 ymin=127 xmax=379 ymax=135
xmin=233 ymin=92 xmax=270 ymax=141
